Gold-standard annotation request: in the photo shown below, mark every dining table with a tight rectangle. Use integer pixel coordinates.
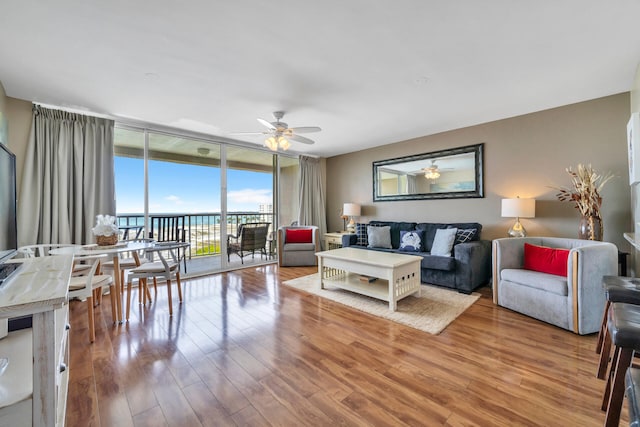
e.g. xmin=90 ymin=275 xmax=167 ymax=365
xmin=50 ymin=240 xmax=157 ymax=323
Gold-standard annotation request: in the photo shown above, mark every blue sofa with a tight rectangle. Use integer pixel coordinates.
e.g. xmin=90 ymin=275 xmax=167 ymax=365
xmin=341 ymin=221 xmax=492 ymax=293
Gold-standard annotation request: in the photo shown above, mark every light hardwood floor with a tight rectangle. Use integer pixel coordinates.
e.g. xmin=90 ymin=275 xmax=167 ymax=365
xmin=65 ymin=264 xmax=628 ymax=426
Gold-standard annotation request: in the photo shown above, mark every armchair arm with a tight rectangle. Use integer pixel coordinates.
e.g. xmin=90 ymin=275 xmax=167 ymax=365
xmin=492 ymin=237 xmax=529 ymax=302
xmin=453 ymin=240 xmax=492 ymax=292
xmin=227 ymin=228 xmax=241 ymax=243
xmin=569 ymin=242 xmax=617 ymax=334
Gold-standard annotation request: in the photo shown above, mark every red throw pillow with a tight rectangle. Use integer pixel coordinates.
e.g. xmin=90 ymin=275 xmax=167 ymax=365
xmin=286 ymin=229 xmax=313 ymax=244
xmin=523 ymin=243 xmax=570 ymax=276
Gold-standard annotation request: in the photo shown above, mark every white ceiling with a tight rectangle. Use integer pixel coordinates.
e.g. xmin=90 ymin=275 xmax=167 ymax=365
xmin=1 ymin=1 xmax=640 ymax=157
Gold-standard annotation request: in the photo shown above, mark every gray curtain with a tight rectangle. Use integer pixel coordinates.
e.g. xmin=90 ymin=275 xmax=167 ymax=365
xmin=18 ymin=105 xmax=115 ymax=246
xmin=407 ymin=174 xmax=417 ymax=194
xmin=298 ymin=156 xmax=327 ymax=241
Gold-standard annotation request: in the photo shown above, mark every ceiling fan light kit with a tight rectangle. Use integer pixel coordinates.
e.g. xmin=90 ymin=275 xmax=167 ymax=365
xmin=423 ymin=160 xmax=441 ymax=180
xmin=265 ymin=135 xmax=290 ymax=151
xmin=234 ymin=111 xmax=321 ymax=152
xmin=424 ymin=168 xmax=440 ymax=180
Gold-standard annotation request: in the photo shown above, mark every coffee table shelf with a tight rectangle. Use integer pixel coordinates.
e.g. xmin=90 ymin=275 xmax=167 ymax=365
xmin=321 ymin=272 xmax=391 ymax=301
xmin=316 ymin=247 xmax=421 ymax=311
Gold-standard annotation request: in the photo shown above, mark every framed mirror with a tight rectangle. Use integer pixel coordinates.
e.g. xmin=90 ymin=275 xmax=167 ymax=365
xmin=373 ymin=143 xmax=484 ymax=201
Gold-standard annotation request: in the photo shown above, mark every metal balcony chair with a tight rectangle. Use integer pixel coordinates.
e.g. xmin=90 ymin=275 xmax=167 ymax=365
xmin=227 ymin=222 xmax=270 ymax=264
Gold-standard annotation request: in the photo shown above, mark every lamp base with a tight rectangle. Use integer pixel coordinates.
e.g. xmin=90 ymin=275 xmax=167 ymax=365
xmin=346 ymin=219 xmax=356 ymax=234
xmin=507 ymin=218 xmax=527 ymax=238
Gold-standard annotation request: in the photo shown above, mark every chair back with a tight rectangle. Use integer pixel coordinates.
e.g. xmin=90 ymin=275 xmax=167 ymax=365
xmin=149 ymin=215 xmax=186 ymax=243
xmin=240 ymin=223 xmax=270 ymax=250
xmin=154 ymin=242 xmax=188 ymax=271
xmin=67 ymin=254 xmax=108 ymax=298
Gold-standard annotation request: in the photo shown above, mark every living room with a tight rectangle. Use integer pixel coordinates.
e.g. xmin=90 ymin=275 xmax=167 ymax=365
xmin=2 ymin=2 xmax=640 ymax=426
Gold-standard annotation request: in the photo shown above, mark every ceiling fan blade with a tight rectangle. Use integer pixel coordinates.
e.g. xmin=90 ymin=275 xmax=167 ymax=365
xmin=257 ymin=118 xmax=276 ymax=130
xmin=288 ymin=126 xmax=321 ymax=134
xmin=288 ymin=134 xmax=315 ymax=145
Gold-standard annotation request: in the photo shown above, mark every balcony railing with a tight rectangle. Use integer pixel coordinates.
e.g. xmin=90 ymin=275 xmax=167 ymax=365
xmin=117 ymin=212 xmax=275 ymax=259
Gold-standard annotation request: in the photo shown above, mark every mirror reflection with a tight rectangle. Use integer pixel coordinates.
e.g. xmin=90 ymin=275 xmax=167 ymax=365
xmin=373 ymin=143 xmax=484 ymax=201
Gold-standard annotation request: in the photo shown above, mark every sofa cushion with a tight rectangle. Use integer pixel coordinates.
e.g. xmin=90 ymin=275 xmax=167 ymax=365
xmin=283 ymin=242 xmax=316 ymax=252
xmin=501 ymin=268 xmax=568 ymax=296
xmin=431 ymin=228 xmax=457 ymax=257
xmin=454 ymin=228 xmax=477 ymax=244
xmin=285 ymin=228 xmax=312 ymax=244
xmin=399 ymin=230 xmax=424 ymax=252
xmin=415 ymin=223 xmax=447 ymax=251
xmin=369 ymin=221 xmax=416 ymax=249
xmin=447 ymin=223 xmax=482 ymax=241
xmin=367 ymin=225 xmax=392 ymax=249
xmin=355 ymin=223 xmax=368 ymax=246
xmin=523 ymin=243 xmax=569 ymax=276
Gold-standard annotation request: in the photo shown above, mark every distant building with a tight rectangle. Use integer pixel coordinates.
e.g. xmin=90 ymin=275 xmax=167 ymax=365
xmin=259 ymin=204 xmax=273 ymax=214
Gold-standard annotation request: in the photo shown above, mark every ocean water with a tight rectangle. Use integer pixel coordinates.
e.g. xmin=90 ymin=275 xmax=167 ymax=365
xmin=117 ymin=212 xmax=274 ymax=228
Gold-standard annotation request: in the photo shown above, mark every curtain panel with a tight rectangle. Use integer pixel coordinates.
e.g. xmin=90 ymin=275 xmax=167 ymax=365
xmin=297 ymin=156 xmax=327 ymax=244
xmin=18 ymin=105 xmax=115 ymax=246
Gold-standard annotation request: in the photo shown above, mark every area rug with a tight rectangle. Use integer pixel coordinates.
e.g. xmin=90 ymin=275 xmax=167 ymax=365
xmin=282 ymin=273 xmax=480 ymax=335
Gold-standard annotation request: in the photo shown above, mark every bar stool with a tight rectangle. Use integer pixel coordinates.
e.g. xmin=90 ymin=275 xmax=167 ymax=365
xmin=597 ymin=276 xmax=640 ymax=379
xmin=601 ymin=303 xmax=640 ymax=427
xmin=626 ymin=367 xmax=640 ymax=427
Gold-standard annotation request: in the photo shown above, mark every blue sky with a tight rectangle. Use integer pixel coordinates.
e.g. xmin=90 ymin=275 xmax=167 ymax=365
xmin=115 ymin=157 xmax=273 ymax=214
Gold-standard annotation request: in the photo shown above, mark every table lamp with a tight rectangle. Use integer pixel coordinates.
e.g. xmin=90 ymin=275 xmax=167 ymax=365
xmin=501 ymin=197 xmax=535 ymax=237
xmin=343 ymin=203 xmax=361 ymax=233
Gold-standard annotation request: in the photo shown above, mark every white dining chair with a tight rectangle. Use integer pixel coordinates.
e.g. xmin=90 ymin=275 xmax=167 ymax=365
xmin=125 ymin=242 xmax=189 ymax=321
xmin=17 ymin=243 xmax=94 ymax=276
xmin=67 ymin=254 xmax=115 ymax=342
xmin=100 ymin=238 xmax=154 ymax=294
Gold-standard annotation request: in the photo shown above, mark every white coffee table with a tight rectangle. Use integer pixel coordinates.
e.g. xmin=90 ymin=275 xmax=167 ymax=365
xmin=316 ymin=247 xmax=422 ymax=311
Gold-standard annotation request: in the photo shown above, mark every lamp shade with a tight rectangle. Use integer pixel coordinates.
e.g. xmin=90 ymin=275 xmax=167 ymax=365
xmin=501 ymin=198 xmax=535 ymax=218
xmin=343 ymin=203 xmax=361 ymax=217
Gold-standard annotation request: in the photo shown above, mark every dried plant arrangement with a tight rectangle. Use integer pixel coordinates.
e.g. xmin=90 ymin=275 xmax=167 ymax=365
xmin=553 ymin=164 xmax=614 ymax=220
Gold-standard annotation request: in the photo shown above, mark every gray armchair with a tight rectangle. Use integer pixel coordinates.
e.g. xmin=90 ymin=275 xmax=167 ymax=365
xmin=492 ymin=237 xmax=618 ymax=335
xmin=277 ymin=226 xmax=320 ymax=267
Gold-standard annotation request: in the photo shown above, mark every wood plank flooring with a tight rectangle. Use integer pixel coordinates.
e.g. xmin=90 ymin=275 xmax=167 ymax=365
xmin=65 ymin=265 xmax=627 ymax=426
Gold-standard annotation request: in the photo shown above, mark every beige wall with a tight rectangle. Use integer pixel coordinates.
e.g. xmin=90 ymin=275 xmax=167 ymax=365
xmin=326 ymin=93 xmax=632 ymax=250
xmin=5 ymin=97 xmax=31 ymax=192
xmin=0 ymin=86 xmax=32 ymax=195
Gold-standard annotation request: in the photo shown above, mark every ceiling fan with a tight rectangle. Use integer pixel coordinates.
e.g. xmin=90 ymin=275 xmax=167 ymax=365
xmin=422 ymin=160 xmax=446 ymax=180
xmin=233 ymin=111 xmax=321 ymax=151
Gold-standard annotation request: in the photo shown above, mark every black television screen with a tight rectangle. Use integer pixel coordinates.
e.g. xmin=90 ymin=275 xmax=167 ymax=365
xmin=0 ymin=143 xmax=17 ymax=263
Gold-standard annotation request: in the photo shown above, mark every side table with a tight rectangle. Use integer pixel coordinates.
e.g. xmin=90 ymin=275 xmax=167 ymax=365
xmin=324 ymin=232 xmax=353 ymax=250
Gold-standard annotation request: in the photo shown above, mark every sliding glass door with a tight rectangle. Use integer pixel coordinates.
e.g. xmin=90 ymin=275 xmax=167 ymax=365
xmin=225 ymin=146 xmax=275 ymax=267
xmin=114 ymin=125 xmax=299 ymax=274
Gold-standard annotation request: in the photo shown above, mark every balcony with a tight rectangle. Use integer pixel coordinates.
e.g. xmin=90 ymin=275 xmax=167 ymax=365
xmin=117 ymin=212 xmax=276 ymax=277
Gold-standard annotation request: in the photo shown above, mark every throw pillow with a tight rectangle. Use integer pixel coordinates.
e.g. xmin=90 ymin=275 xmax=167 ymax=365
xmin=430 ymin=228 xmax=457 ymax=257
xmin=367 ymin=225 xmax=392 ymax=249
xmin=355 ymin=223 xmax=368 ymax=246
xmin=399 ymin=230 xmax=424 ymax=252
xmin=285 ymin=228 xmax=313 ymax=244
xmin=523 ymin=243 xmax=570 ymax=276
xmin=454 ymin=228 xmax=477 ymax=244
